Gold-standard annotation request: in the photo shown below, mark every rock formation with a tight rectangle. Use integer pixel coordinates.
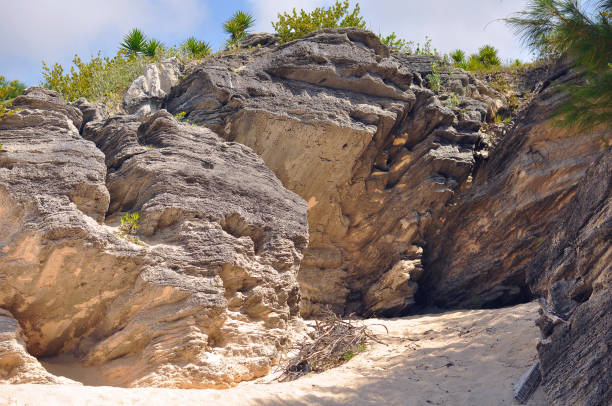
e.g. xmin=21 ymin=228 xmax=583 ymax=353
xmin=1 ymin=309 xmax=77 ymax=384
xmin=0 ymin=28 xmax=608 ymax=405
xmin=422 ymin=63 xmax=611 ymax=405
xmin=123 ymin=58 xmax=182 ymax=116
xmin=164 ymin=28 xmax=507 ymax=316
xmin=0 ymin=87 xmax=308 ymax=387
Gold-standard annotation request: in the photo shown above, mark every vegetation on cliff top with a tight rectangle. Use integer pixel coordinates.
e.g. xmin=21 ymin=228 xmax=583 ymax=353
xmin=272 ymin=0 xmax=365 ymax=43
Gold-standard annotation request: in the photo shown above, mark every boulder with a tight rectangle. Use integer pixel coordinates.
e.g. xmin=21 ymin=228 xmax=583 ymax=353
xmin=123 ymin=58 xmax=181 ymax=116
xmin=0 ymin=88 xmax=308 ymax=387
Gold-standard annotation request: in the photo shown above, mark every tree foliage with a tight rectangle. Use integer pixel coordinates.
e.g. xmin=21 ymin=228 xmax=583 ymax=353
xmin=0 ymin=76 xmax=26 ymax=120
xmin=506 ymin=0 xmax=612 ymax=132
xmin=272 ymin=0 xmax=366 ymax=43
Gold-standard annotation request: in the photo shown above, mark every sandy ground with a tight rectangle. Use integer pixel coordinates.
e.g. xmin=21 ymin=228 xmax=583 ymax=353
xmin=0 ymin=301 xmax=546 ymax=406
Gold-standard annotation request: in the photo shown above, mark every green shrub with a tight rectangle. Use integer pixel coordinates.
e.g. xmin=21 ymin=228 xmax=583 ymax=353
xmin=143 ymin=39 xmax=164 ymax=58
xmin=271 ymin=0 xmax=366 ymax=43
xmin=182 ymin=37 xmax=212 ymax=58
xmin=464 ymin=45 xmax=502 ymax=71
xmin=120 ymin=211 xmax=140 ymax=235
xmin=450 ymin=49 xmax=467 ymax=69
xmin=447 ymin=92 xmax=461 ymax=108
xmin=0 ymin=76 xmax=25 ymax=120
xmin=426 ymin=62 xmax=442 ymax=92
xmin=0 ymin=77 xmax=25 ymax=101
xmin=223 ymin=10 xmax=255 ymax=46
xmin=477 ymin=45 xmax=501 ymax=68
xmin=414 ymin=36 xmax=438 ymax=56
xmin=42 ymin=52 xmax=150 ymax=108
xmin=379 ymin=32 xmax=414 ymax=54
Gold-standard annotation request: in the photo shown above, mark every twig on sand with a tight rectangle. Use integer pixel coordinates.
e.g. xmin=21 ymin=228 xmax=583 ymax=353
xmin=277 ymin=308 xmax=386 ymax=381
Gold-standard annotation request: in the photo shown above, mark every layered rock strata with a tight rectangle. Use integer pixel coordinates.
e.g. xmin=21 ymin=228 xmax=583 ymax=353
xmin=165 ymin=28 xmax=506 ymax=316
xmin=0 ymin=87 xmax=308 ymax=387
xmin=422 ymin=63 xmax=611 ymax=405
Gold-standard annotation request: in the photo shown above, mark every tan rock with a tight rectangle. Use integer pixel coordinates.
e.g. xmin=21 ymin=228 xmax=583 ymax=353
xmin=0 ymin=309 xmax=77 ymax=385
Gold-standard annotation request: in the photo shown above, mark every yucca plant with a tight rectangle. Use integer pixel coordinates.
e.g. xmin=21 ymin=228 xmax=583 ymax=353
xmin=143 ymin=39 xmax=163 ymax=58
xmin=450 ymin=49 xmax=467 ymax=68
xmin=477 ymin=45 xmax=501 ymax=68
xmin=183 ymin=37 xmax=212 ymax=58
xmin=506 ymin=0 xmax=612 ymax=132
xmin=120 ymin=28 xmax=147 ymax=56
xmin=223 ymin=10 xmax=255 ymax=43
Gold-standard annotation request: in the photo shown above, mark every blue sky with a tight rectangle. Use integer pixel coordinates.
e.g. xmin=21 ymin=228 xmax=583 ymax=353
xmin=1 ymin=0 xmax=533 ymax=86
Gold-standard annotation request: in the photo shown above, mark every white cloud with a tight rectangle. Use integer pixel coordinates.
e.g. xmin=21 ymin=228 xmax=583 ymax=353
xmin=248 ymin=0 xmax=532 ymax=62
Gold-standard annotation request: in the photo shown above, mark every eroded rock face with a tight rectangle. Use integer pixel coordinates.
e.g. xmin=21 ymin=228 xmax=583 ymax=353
xmin=0 ymin=87 xmax=308 ymax=388
xmin=422 ymin=64 xmax=611 ymax=405
xmin=0 ymin=310 xmax=77 ymax=384
xmin=165 ymin=28 xmax=506 ymax=316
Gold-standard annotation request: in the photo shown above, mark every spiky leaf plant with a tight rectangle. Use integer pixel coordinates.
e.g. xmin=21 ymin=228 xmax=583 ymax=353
xmin=477 ymin=45 xmax=501 ymax=68
xmin=143 ymin=39 xmax=163 ymax=58
xmin=450 ymin=49 xmax=467 ymax=68
xmin=120 ymin=28 xmax=147 ymax=56
xmin=183 ymin=37 xmax=212 ymax=58
xmin=223 ymin=10 xmax=255 ymax=43
xmin=506 ymin=0 xmax=612 ymax=132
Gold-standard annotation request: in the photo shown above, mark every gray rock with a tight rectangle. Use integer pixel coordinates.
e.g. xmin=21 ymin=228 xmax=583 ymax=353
xmin=422 ymin=62 xmax=611 ymax=406
xmin=0 ymin=89 xmax=308 ymax=388
xmin=235 ymin=33 xmax=279 ymax=49
xmin=163 ymin=28 xmax=505 ymax=316
xmin=73 ymin=97 xmax=108 ymax=131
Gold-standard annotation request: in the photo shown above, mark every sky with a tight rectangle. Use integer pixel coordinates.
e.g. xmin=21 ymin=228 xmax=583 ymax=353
xmin=1 ymin=0 xmax=533 ymax=86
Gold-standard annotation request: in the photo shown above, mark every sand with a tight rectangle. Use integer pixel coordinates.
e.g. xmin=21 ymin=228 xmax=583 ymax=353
xmin=0 ymin=301 xmax=546 ymax=406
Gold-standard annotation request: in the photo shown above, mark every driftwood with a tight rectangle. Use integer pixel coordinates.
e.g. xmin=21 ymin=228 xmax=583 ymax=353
xmin=278 ymin=309 xmax=386 ymax=381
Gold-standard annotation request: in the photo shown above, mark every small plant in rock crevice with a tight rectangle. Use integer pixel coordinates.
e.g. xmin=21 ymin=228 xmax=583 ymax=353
xmin=380 ymin=32 xmax=414 ymax=54
xmin=117 ymin=211 xmax=143 ymax=244
xmin=426 ymin=62 xmax=442 ymax=92
xmin=446 ymin=92 xmax=461 ymax=108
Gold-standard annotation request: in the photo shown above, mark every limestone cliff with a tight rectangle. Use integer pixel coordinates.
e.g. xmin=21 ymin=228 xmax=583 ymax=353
xmin=0 ymin=28 xmax=608 ymax=405
xmin=422 ymin=62 xmax=611 ymax=405
xmin=164 ymin=28 xmax=506 ymax=316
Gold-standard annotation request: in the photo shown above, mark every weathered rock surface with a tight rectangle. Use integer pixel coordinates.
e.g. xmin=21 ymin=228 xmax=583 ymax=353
xmin=123 ymin=58 xmax=181 ymax=116
xmin=0 ymin=87 xmax=308 ymax=387
xmin=0 ymin=309 xmax=77 ymax=384
xmin=422 ymin=63 xmax=611 ymax=405
xmin=165 ymin=28 xmax=506 ymax=316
